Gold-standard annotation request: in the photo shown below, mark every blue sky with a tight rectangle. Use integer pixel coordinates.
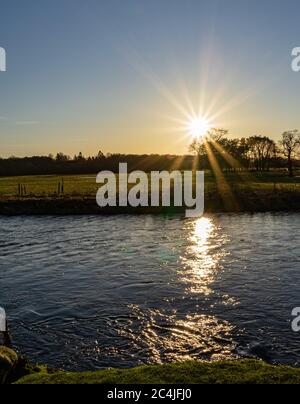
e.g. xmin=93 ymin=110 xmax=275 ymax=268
xmin=0 ymin=0 xmax=300 ymax=156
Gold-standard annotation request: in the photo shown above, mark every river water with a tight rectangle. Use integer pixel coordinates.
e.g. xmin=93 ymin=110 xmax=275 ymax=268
xmin=0 ymin=213 xmax=299 ymax=370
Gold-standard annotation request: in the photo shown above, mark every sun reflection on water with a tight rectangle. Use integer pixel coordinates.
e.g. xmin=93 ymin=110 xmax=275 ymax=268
xmin=181 ymin=217 xmax=228 ymax=295
xmin=115 ymin=306 xmax=236 ymax=364
xmin=114 ymin=217 xmax=237 ymax=364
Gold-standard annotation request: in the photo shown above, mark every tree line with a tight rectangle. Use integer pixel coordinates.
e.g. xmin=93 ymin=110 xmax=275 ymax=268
xmin=0 ymin=130 xmax=299 ymax=177
xmin=190 ymin=129 xmax=300 ymax=177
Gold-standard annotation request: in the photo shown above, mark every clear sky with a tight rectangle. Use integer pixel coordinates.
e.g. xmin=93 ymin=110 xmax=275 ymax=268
xmin=0 ymin=0 xmax=300 ymax=157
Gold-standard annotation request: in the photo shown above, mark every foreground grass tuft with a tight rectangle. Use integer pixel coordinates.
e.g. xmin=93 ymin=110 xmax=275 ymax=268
xmin=15 ymin=360 xmax=300 ymax=385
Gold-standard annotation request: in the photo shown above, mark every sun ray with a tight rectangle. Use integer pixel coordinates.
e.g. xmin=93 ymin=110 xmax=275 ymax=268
xmin=169 ymin=155 xmax=187 ymax=171
xmin=209 ymin=138 xmax=255 ymax=182
xmin=119 ymin=46 xmax=191 ymax=120
xmin=192 ymin=153 xmax=200 ymax=172
xmin=204 ymin=139 xmax=239 ymax=212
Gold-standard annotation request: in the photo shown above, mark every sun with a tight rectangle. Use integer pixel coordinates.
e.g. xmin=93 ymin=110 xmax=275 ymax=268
xmin=188 ymin=117 xmax=211 ymax=139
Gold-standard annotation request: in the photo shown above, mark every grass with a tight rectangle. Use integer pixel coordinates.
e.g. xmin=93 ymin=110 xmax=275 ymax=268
xmin=0 ymin=170 xmax=299 ymax=214
xmin=0 ymin=174 xmax=97 ymax=198
xmin=14 ymin=359 xmax=300 ymax=385
xmin=0 ymin=171 xmax=299 ymax=198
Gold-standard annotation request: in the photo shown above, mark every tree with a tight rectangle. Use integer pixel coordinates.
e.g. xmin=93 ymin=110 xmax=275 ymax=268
xmin=56 ymin=153 xmax=70 ymax=162
xmin=189 ymin=128 xmax=227 ymax=155
xmin=96 ymin=150 xmax=105 ymax=159
xmin=218 ymin=137 xmax=250 ymax=170
xmin=247 ymin=136 xmax=276 ymax=171
xmin=74 ymin=152 xmax=85 ymax=161
xmin=279 ymin=130 xmax=300 ymax=177
xmin=189 ymin=137 xmax=206 ymax=157
xmin=189 ymin=128 xmax=230 ymax=170
xmin=207 ymin=128 xmax=228 ymax=142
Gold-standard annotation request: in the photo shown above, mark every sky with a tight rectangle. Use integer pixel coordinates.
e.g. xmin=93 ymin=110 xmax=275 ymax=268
xmin=0 ymin=0 xmax=300 ymax=157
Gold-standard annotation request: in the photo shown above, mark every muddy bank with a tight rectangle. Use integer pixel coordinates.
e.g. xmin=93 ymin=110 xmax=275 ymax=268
xmin=0 ymin=190 xmax=299 ymax=216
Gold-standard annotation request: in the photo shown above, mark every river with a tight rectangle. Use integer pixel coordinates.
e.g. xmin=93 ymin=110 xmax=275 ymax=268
xmin=0 ymin=213 xmax=299 ymax=370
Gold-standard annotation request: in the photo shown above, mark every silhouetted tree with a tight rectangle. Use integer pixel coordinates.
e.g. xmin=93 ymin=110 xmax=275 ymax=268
xmin=279 ymin=130 xmax=300 ymax=177
xmin=96 ymin=150 xmax=105 ymax=159
xmin=189 ymin=138 xmax=206 ymax=157
xmin=247 ymin=136 xmax=276 ymax=171
xmin=74 ymin=152 xmax=85 ymax=161
xmin=56 ymin=153 xmax=70 ymax=161
xmin=189 ymin=128 xmax=228 ymax=169
xmin=0 ymin=136 xmax=298 ymax=177
xmin=207 ymin=128 xmax=229 ymax=142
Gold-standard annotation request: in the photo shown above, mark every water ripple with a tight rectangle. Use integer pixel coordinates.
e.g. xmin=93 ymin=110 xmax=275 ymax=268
xmin=0 ymin=213 xmax=299 ymax=370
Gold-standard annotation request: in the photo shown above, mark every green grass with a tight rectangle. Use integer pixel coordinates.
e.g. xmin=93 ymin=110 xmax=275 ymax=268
xmin=0 ymin=171 xmax=299 ymax=199
xmin=0 ymin=174 xmax=97 ymax=198
xmin=0 ymin=170 xmax=299 ymax=214
xmin=14 ymin=360 xmax=300 ymax=385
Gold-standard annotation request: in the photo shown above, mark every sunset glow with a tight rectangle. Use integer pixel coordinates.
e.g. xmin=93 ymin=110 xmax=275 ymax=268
xmin=188 ymin=117 xmax=211 ymax=139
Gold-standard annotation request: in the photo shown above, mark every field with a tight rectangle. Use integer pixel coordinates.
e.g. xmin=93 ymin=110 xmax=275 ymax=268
xmin=0 ymin=170 xmax=299 ymax=214
xmin=0 ymin=170 xmax=299 ymax=198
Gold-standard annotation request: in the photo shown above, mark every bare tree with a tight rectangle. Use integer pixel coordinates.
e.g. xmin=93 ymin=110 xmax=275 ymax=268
xmin=247 ymin=136 xmax=276 ymax=171
xmin=207 ymin=128 xmax=229 ymax=142
xmin=189 ymin=128 xmax=227 ymax=155
xmin=279 ymin=130 xmax=300 ymax=177
xmin=189 ymin=137 xmax=205 ymax=156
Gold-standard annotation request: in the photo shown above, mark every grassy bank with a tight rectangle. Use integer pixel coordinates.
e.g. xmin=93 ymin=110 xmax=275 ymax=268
xmin=14 ymin=360 xmax=300 ymax=384
xmin=1 ymin=171 xmax=299 ymax=198
xmin=0 ymin=171 xmax=299 ymax=215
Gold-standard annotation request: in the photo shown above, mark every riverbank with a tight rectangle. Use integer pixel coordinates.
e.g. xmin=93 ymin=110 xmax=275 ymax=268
xmin=12 ymin=358 xmax=300 ymax=384
xmin=0 ymin=171 xmax=299 ymax=215
xmin=0 ymin=188 xmax=299 ymax=215
xmin=2 ymin=347 xmax=300 ymax=384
